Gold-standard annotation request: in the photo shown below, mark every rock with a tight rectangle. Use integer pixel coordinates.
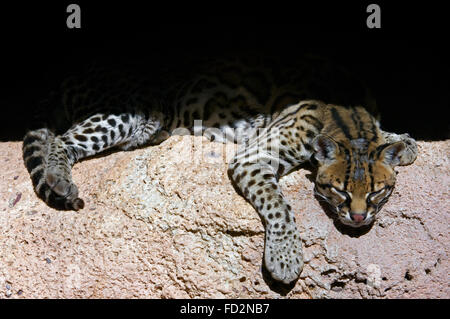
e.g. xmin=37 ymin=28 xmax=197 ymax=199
xmin=0 ymin=137 xmax=448 ymax=298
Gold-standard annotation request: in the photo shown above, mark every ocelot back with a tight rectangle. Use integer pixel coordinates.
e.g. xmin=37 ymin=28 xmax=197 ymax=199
xmin=22 ymin=53 xmax=418 ymax=284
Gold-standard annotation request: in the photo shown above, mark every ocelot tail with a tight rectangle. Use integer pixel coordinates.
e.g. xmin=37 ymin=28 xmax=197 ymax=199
xmin=22 ymin=54 xmax=418 ymax=284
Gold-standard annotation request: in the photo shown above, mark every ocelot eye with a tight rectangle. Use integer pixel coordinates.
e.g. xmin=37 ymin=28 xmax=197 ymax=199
xmin=367 ymin=186 xmax=391 ymax=203
xmin=330 ymin=187 xmax=350 ymax=201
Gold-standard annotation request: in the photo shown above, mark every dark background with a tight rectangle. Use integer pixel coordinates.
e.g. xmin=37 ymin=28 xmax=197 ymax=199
xmin=0 ymin=1 xmax=448 ymax=141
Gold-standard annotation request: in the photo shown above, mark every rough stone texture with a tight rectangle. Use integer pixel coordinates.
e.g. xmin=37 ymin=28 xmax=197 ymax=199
xmin=0 ymin=137 xmax=448 ymax=298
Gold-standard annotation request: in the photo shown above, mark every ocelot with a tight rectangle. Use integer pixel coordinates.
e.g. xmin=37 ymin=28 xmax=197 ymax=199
xmin=22 ymin=53 xmax=418 ymax=283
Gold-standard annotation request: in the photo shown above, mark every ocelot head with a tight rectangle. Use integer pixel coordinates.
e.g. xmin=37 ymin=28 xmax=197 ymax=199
xmin=311 ymin=134 xmax=408 ymax=227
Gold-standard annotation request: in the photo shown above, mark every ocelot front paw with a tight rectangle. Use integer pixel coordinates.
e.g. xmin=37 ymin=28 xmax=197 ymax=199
xmin=398 ymin=133 xmax=418 ymax=165
xmin=382 ymin=132 xmax=418 ymax=166
xmin=45 ymin=168 xmax=84 ymax=210
xmin=264 ymin=223 xmax=304 ymax=284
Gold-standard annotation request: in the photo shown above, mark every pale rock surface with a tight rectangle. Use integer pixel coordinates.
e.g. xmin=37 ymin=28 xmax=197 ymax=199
xmin=0 ymin=136 xmax=448 ymax=298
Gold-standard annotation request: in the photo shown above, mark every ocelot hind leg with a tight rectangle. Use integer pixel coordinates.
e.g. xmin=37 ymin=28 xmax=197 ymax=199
xmin=23 ymin=111 xmax=163 ymax=210
xmin=23 ymin=128 xmax=84 ymax=210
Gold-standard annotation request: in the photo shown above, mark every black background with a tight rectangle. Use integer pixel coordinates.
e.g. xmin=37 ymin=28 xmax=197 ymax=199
xmin=0 ymin=1 xmax=448 ymax=141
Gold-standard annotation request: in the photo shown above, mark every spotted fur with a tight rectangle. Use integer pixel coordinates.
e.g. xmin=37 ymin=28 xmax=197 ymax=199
xmin=22 ymin=54 xmax=418 ymax=283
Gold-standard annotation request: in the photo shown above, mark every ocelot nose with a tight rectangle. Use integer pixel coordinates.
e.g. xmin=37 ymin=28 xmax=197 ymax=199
xmin=350 ymin=212 xmax=367 ymax=223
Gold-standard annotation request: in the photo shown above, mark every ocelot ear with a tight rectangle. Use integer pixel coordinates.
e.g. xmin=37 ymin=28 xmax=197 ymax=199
xmin=379 ymin=141 xmax=406 ymax=167
xmin=312 ymin=134 xmax=339 ymax=164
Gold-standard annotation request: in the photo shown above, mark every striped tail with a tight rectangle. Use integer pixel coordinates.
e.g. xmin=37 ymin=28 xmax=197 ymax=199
xmin=22 ymin=128 xmax=84 ymax=210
